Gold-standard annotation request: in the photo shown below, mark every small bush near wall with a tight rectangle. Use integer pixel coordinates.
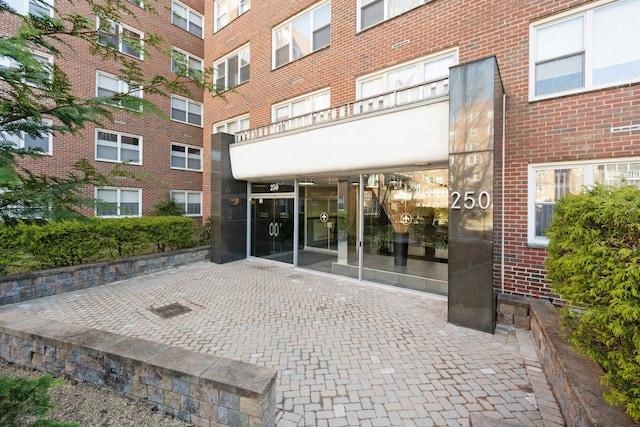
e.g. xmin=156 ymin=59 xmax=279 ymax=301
xmin=1 ymin=217 xmax=198 ymax=274
xmin=546 ymin=184 xmax=640 ymax=422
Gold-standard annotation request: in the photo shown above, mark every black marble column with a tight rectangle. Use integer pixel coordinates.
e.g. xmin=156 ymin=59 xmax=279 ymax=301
xmin=447 ymin=56 xmax=504 ymax=333
xmin=210 ymin=133 xmax=247 ymax=264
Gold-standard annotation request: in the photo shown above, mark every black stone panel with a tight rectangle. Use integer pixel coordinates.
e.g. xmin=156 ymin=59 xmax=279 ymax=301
xmin=210 ymin=133 xmax=247 ymax=264
xmin=447 ymin=238 xmax=496 ymax=333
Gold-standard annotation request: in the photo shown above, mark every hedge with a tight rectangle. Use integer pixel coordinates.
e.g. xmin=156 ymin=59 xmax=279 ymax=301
xmin=545 ymin=183 xmax=640 ymax=422
xmin=0 ymin=216 xmax=199 ymax=273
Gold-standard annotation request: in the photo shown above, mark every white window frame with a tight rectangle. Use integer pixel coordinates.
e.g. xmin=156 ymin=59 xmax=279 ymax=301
xmin=271 ymin=88 xmax=330 ymax=122
xmin=95 ymin=187 xmax=142 ymax=217
xmin=528 ymin=157 xmax=640 ymax=246
xmin=5 ymin=0 xmax=53 ymax=16
xmin=127 ymin=0 xmax=144 ymax=8
xmin=529 ymin=0 xmax=640 ymax=100
xmin=96 ymin=18 xmax=144 ymax=60
xmin=214 ymin=0 xmax=251 ymax=32
xmin=272 ymin=1 xmax=331 ymax=69
xmin=170 ymin=142 xmax=202 ymax=171
xmin=356 ymin=50 xmax=457 ymax=99
xmin=213 ymin=115 xmax=250 ymax=135
xmin=357 ymin=0 xmax=430 ymax=32
xmin=171 ymin=0 xmax=204 ymax=38
xmin=214 ymin=44 xmax=250 ymax=91
xmin=170 ymin=190 xmax=202 ymax=216
xmin=0 ymin=121 xmax=53 ymax=155
xmin=171 ymin=47 xmax=203 ymax=80
xmin=96 ymin=71 xmax=142 ymax=110
xmin=95 ymin=129 xmax=142 ymax=165
xmin=170 ymin=95 xmax=203 ymax=127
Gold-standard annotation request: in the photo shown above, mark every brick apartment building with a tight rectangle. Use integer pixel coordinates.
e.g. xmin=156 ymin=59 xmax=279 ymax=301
xmin=3 ymin=0 xmax=640 ymax=330
xmin=2 ymin=0 xmax=206 ymax=219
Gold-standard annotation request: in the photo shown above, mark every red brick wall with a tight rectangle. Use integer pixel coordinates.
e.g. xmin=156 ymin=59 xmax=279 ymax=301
xmin=203 ymin=0 xmax=640 ymax=298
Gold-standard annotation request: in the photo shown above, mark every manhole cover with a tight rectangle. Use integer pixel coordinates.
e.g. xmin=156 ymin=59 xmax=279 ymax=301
xmin=149 ymin=302 xmax=192 ymax=319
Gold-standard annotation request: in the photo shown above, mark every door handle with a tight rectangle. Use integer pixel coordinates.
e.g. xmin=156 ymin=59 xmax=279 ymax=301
xmin=268 ymin=222 xmax=275 ymax=237
xmin=273 ymin=223 xmax=280 ymax=237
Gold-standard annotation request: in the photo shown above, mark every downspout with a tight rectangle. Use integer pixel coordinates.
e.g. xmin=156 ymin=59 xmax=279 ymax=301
xmin=501 ymin=93 xmax=506 ymax=293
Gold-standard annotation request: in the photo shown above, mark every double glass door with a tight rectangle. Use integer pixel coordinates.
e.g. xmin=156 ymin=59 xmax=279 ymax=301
xmin=250 ymin=197 xmax=295 ymax=263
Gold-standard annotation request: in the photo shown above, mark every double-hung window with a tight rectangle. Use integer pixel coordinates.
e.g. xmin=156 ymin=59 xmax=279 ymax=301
xmin=358 ymin=0 xmax=429 ymax=31
xmin=214 ymin=44 xmax=250 ymax=91
xmin=528 ymin=158 xmax=640 ymax=246
xmin=273 ymin=1 xmax=330 ymax=68
xmin=22 ymin=51 xmax=53 ymax=87
xmin=356 ymin=51 xmax=456 ymax=107
xmin=172 ymin=1 xmax=203 ymax=38
xmin=214 ymin=0 xmax=250 ymax=31
xmin=1 ymin=122 xmax=52 ymax=155
xmin=171 ymin=48 xmax=203 ymax=80
xmin=97 ymin=18 xmax=144 ymax=60
xmin=95 ymin=129 xmax=141 ymax=164
xmin=170 ymin=190 xmax=202 ymax=216
xmin=272 ymin=89 xmax=330 ymax=131
xmin=170 ymin=95 xmax=203 ymax=127
xmin=530 ymin=0 xmax=640 ymax=99
xmin=5 ymin=0 xmax=53 ymax=16
xmin=213 ymin=115 xmax=250 ymax=135
xmin=170 ymin=143 xmax=202 ymax=171
xmin=96 ymin=71 xmax=142 ymax=110
xmin=95 ymin=187 xmax=141 ymax=217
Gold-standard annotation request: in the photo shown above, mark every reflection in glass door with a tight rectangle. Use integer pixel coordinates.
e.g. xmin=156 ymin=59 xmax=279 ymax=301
xmin=250 ymin=197 xmax=295 ymax=263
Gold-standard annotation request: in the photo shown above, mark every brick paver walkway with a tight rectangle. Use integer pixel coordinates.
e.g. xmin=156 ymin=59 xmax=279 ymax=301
xmin=4 ymin=260 xmax=564 ymax=427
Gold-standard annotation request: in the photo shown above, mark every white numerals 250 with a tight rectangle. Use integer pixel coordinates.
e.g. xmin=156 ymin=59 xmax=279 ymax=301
xmin=451 ymin=191 xmax=491 ymax=210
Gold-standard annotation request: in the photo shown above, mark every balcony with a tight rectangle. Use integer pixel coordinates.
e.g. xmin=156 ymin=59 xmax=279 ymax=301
xmin=228 ymin=78 xmax=451 ymax=181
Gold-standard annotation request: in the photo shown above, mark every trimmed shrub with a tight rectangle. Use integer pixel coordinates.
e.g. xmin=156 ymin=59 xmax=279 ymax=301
xmin=545 ymin=183 xmax=640 ymax=422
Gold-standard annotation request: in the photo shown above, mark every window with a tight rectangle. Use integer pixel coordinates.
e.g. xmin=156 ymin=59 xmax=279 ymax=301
xmin=127 ymin=0 xmax=143 ymax=8
xmin=214 ymin=45 xmax=250 ymax=90
xmin=5 ymin=0 xmax=53 ymax=16
xmin=170 ymin=190 xmax=202 ymax=216
xmin=170 ymin=95 xmax=203 ymax=126
xmin=272 ymin=89 xmax=330 ymax=122
xmin=95 ymin=187 xmax=141 ymax=217
xmin=97 ymin=18 xmax=144 ymax=60
xmin=171 ymin=48 xmax=203 ymax=80
xmin=1 ymin=124 xmax=52 ymax=155
xmin=358 ymin=0 xmax=429 ymax=31
xmin=95 ymin=129 xmax=141 ymax=164
xmin=530 ymin=0 xmax=640 ymax=99
xmin=172 ymin=1 xmax=203 ymax=38
xmin=356 ymin=51 xmax=456 ymax=103
xmin=273 ymin=1 xmax=330 ymax=68
xmin=213 ymin=115 xmax=250 ymax=135
xmin=96 ymin=71 xmax=142 ymax=110
xmin=528 ymin=158 xmax=640 ymax=246
xmin=215 ymin=0 xmax=250 ymax=31
xmin=170 ymin=143 xmax=202 ymax=171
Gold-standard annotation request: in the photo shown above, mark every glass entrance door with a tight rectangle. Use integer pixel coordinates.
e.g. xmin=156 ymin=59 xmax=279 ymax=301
xmin=250 ymin=197 xmax=295 ymax=264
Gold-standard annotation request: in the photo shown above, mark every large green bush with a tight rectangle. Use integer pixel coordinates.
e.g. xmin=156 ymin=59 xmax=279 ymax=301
xmin=0 ymin=216 xmax=201 ymax=274
xmin=545 ymin=183 xmax=640 ymax=421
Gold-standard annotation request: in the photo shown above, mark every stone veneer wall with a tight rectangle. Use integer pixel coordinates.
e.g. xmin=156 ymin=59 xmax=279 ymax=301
xmin=0 ymin=310 xmax=277 ymax=427
xmin=518 ymin=297 xmax=634 ymax=427
xmin=0 ymin=246 xmax=210 ymax=306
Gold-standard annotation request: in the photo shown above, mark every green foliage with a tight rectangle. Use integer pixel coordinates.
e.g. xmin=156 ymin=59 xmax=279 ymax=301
xmin=545 ymin=183 xmax=640 ymax=421
xmin=0 ymin=216 xmax=199 ymax=273
xmin=152 ymin=197 xmax=185 ymax=217
xmin=194 ymin=216 xmax=211 ymax=246
xmin=0 ymin=373 xmax=80 ymax=426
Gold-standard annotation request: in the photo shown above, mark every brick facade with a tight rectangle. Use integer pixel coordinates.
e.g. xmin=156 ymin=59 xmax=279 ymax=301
xmin=202 ymin=0 xmax=640 ymax=299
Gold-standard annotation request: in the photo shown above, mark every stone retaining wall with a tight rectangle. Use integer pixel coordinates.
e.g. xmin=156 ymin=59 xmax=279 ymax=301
xmin=0 ymin=310 xmax=277 ymax=427
xmin=0 ymin=247 xmax=210 ymax=306
xmin=522 ymin=297 xmax=635 ymax=427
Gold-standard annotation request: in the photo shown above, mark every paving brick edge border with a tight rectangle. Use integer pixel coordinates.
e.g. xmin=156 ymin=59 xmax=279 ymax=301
xmin=0 ymin=310 xmax=277 ymax=427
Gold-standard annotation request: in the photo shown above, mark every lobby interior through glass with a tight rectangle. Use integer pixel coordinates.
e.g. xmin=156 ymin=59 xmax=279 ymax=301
xmin=249 ymin=169 xmax=449 ymax=295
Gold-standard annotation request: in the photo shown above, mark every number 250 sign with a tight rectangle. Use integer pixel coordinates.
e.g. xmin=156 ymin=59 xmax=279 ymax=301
xmin=451 ymin=191 xmax=491 ymax=210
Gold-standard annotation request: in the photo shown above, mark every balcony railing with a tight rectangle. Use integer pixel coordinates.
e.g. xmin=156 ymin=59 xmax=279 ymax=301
xmin=234 ymin=77 xmax=449 ymax=143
